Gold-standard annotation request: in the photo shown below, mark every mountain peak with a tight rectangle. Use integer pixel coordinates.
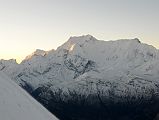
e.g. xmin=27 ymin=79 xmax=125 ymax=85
xmin=58 ymin=35 xmax=97 ymax=51
xmin=116 ymin=38 xmax=140 ymax=43
xmin=132 ymin=38 xmax=141 ymax=43
xmin=0 ymin=59 xmax=17 ymax=64
xmin=68 ymin=34 xmax=97 ymax=43
xmin=24 ymin=49 xmax=47 ymax=61
xmin=34 ymin=49 xmax=46 ymax=56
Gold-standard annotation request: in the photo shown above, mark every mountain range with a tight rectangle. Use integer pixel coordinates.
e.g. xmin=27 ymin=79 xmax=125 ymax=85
xmin=1 ymin=35 xmax=159 ymax=120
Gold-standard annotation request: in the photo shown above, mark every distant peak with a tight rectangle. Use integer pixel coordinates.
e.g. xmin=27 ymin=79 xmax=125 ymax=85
xmin=24 ymin=49 xmax=47 ymax=61
xmin=115 ymin=38 xmax=141 ymax=44
xmin=68 ymin=34 xmax=97 ymax=42
xmin=34 ymin=49 xmax=46 ymax=56
xmin=81 ymin=34 xmax=96 ymax=40
xmin=58 ymin=35 xmax=97 ymax=51
xmin=0 ymin=59 xmax=17 ymax=64
xmin=133 ymin=38 xmax=141 ymax=43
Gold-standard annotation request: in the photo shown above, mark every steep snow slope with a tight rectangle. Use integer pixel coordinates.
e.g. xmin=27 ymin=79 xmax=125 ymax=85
xmin=1 ymin=35 xmax=159 ymax=98
xmin=0 ymin=72 xmax=58 ymax=120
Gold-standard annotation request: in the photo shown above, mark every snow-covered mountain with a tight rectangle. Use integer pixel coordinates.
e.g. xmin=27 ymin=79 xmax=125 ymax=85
xmin=1 ymin=35 xmax=159 ymax=119
xmin=0 ymin=72 xmax=58 ymax=120
xmin=2 ymin=35 xmax=159 ymax=96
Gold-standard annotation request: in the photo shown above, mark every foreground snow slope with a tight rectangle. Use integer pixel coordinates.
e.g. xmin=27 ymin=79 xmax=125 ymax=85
xmin=0 ymin=72 xmax=58 ymax=120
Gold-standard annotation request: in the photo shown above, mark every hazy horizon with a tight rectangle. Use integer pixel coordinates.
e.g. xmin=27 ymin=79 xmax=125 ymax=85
xmin=0 ymin=0 xmax=159 ymax=62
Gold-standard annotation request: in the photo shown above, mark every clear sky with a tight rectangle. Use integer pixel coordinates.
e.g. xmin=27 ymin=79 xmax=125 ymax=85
xmin=0 ymin=0 xmax=159 ymax=62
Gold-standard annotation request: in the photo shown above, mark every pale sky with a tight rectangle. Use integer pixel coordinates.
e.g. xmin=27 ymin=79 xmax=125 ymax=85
xmin=0 ymin=0 xmax=159 ymax=62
